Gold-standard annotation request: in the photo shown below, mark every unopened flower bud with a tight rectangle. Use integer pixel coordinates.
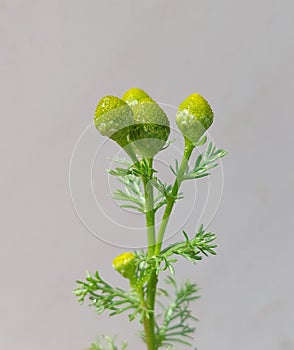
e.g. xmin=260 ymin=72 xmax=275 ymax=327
xmin=94 ymin=96 xmax=133 ymax=147
xmin=112 ymin=252 xmax=136 ymax=280
xmin=176 ymin=93 xmax=214 ymax=144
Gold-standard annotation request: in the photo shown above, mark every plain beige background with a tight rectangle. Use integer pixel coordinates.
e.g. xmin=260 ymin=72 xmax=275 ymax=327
xmin=1 ymin=0 xmax=294 ymax=349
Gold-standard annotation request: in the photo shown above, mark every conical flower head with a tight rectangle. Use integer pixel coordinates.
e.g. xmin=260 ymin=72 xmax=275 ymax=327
xmin=123 ymin=88 xmax=170 ymax=158
xmin=176 ymin=93 xmax=214 ymax=144
xmin=94 ymin=95 xmax=133 ymax=146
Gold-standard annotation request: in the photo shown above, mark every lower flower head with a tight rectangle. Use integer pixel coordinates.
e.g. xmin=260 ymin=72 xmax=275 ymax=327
xmin=112 ymin=252 xmax=136 ymax=280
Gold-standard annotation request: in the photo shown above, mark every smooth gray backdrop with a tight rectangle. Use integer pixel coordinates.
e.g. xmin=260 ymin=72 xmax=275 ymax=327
xmin=1 ymin=1 xmax=293 ymax=349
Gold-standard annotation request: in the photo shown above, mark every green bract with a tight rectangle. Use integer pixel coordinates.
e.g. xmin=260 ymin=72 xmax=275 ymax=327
xmin=176 ymin=93 xmax=214 ymax=144
xmin=94 ymin=96 xmax=133 ymax=147
xmin=123 ymin=88 xmax=170 ymax=158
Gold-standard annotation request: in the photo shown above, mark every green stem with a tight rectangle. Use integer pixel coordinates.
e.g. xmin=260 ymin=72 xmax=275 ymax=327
xmin=145 ymin=268 xmax=158 ymax=349
xmin=142 ymin=157 xmax=157 ymax=349
xmin=143 ymin=158 xmax=156 ymax=258
xmin=154 ymin=138 xmax=194 ymax=255
xmin=138 ymin=287 xmax=156 ymax=350
xmin=123 ymin=143 xmax=139 ymax=164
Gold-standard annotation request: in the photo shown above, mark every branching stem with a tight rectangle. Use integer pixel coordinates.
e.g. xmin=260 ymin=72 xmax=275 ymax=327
xmin=143 ymin=139 xmax=195 ymax=350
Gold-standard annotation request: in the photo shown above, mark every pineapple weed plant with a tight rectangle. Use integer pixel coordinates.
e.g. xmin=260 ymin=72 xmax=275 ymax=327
xmin=74 ymin=88 xmax=227 ymax=350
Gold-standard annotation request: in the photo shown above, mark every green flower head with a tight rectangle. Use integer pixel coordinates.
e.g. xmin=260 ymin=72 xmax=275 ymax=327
xmin=123 ymin=88 xmax=170 ymax=158
xmin=94 ymin=95 xmax=133 ymax=147
xmin=176 ymin=93 xmax=214 ymax=144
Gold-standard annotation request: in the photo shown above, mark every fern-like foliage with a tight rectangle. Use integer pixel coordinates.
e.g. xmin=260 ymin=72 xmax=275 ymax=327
xmin=155 ymin=277 xmax=200 ymax=348
xmin=170 ymin=142 xmax=227 ymax=180
xmin=161 ymin=225 xmax=217 ymax=264
xmin=108 ymin=157 xmax=182 ymax=214
xmin=74 ymin=271 xmax=140 ymax=320
xmin=112 ymin=175 xmax=146 ymax=212
xmin=86 ymin=336 xmax=127 ymax=350
xmin=133 ymin=225 xmax=216 ymax=278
